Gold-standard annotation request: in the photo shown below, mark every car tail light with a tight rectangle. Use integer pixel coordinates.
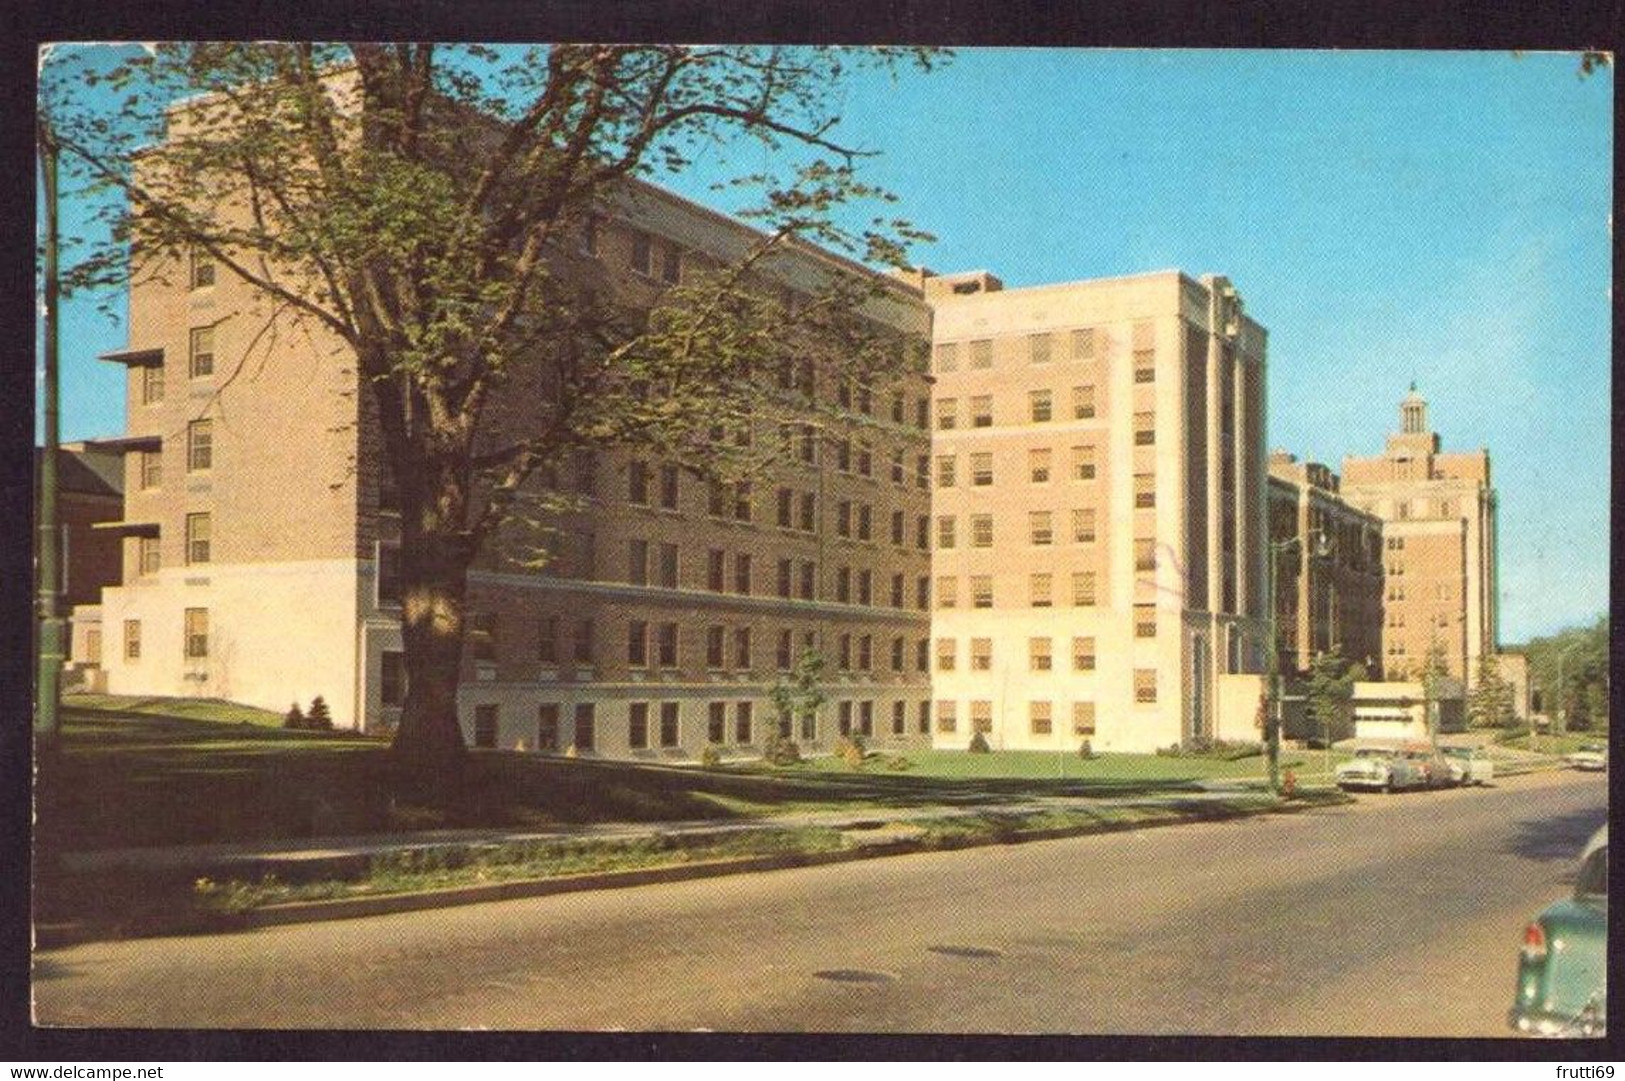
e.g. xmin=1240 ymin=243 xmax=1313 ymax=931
xmin=1521 ymin=922 xmax=1547 ymax=962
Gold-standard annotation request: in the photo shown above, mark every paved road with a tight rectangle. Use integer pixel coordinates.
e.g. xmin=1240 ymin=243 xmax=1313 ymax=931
xmin=34 ymin=770 xmax=1605 ymax=1035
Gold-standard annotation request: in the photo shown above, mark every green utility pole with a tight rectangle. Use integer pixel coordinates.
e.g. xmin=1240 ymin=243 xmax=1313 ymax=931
xmin=36 ymin=119 xmax=63 ymax=749
xmin=1265 ymin=543 xmax=1282 ymax=794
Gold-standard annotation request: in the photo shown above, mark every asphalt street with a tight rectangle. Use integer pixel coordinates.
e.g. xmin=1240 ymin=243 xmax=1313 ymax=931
xmin=33 ymin=769 xmax=1606 ymax=1035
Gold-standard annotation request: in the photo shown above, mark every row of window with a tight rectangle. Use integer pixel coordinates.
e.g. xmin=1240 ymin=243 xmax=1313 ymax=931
xmin=934 ymin=380 xmax=1151 ymax=430
xmin=133 ymin=424 xmax=213 ymax=486
xmin=936 ymin=327 xmax=1151 ymax=373
xmin=471 ymin=697 xmax=936 ymax=751
xmin=934 ymin=440 xmax=1147 ymax=489
xmin=129 ymin=516 xmax=213 ymax=577
xmin=930 ymin=697 xmax=1119 ymax=736
xmin=935 ymin=568 xmax=1128 ymax=609
xmin=936 ymin=506 xmax=1135 ymax=549
xmin=122 ymin=610 xmax=209 ymax=661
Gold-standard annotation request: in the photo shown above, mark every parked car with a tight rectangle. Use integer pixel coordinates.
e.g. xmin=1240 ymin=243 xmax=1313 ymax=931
xmin=1566 ymin=744 xmax=1608 ymax=771
xmin=1400 ymin=744 xmax=1457 ymax=788
xmin=1335 ymin=747 xmax=1427 ymax=792
xmin=1509 ymin=826 xmax=1607 ymax=1037
xmin=1439 ymin=743 xmax=1494 ymax=786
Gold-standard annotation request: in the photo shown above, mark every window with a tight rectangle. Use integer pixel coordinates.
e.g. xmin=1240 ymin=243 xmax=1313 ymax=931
xmin=838 ymin=700 xmax=854 ymax=735
xmin=657 ymin=542 xmax=679 ymax=588
xmin=1029 ymin=389 xmax=1053 ymax=423
xmin=139 ymin=451 xmax=162 ymax=489
xmin=1135 ymin=604 xmax=1157 ymax=638
xmin=1030 ymin=638 xmax=1052 ymax=672
xmin=798 ymin=492 xmax=816 ymax=532
xmin=890 ymin=636 xmax=905 ymax=672
xmin=627 ymin=620 xmax=648 ymax=667
xmin=467 ymin=612 xmax=497 ymax=664
xmin=856 ymin=442 xmax=872 ymax=477
xmin=627 ymin=460 xmax=649 ymax=504
xmin=858 ymin=635 xmax=873 ymax=671
xmin=1134 ymin=668 xmax=1157 ymax=704
xmin=800 ymin=426 xmax=818 ymax=463
xmin=124 ymin=619 xmax=141 ymax=661
xmin=775 ymin=559 xmax=794 ymax=600
xmin=189 ymin=250 xmax=216 ymax=289
xmin=858 ymin=700 xmax=874 ymax=737
xmin=1135 ymin=537 xmax=1156 ymax=571
xmin=1072 ymin=508 xmax=1096 ymax=543
xmin=573 ymin=619 xmax=595 ymax=664
xmin=1072 ymin=572 xmax=1097 ymax=607
xmin=857 ymin=504 xmax=872 ymax=541
xmin=836 ymin=500 xmax=852 ymax=538
xmin=836 ymin=439 xmax=851 ymax=473
xmin=971 ymin=701 xmax=993 ymax=734
xmin=189 ymin=326 xmax=215 ymax=378
xmin=658 ymin=464 xmax=679 ymax=509
xmin=1071 ymin=445 xmax=1095 ymax=480
xmin=936 ymin=700 xmax=958 ymax=734
xmin=707 ymin=549 xmax=725 ymax=592
xmin=970 ymin=638 xmax=992 ymax=672
xmin=971 ymin=514 xmax=994 ymax=548
xmin=891 ymin=393 xmax=906 ymax=423
xmin=836 ymin=566 xmax=851 ymax=603
xmin=697 ymin=701 xmax=725 ymax=744
xmin=631 ymin=229 xmax=654 ymax=276
xmin=734 ymin=627 xmax=752 ymax=669
xmin=858 ymin=570 xmax=873 ymax=605
xmin=629 ymin=702 xmax=650 ymax=749
xmin=735 ymin=702 xmax=754 ymax=744
xmin=937 ymin=398 xmax=958 ymax=430
xmin=1072 ymin=636 xmax=1096 ymax=671
xmin=1134 ymin=411 xmax=1155 ymax=446
xmin=1071 ymin=327 xmax=1096 ymax=360
xmin=660 ymin=241 xmax=681 ymax=285
xmin=971 ymin=576 xmax=993 ymax=609
xmin=628 ymin=539 xmax=649 ymax=585
xmin=660 ymin=702 xmax=680 ymax=747
xmin=1133 ymin=349 xmax=1155 ymax=383
xmin=1134 ymin=473 xmax=1156 ymax=509
xmin=971 ymin=452 xmax=993 ymax=486
xmin=734 ymin=553 xmax=752 ymax=595
xmin=891 ymin=509 xmax=905 ymax=546
xmin=937 ymin=343 xmax=960 ymax=373
xmin=890 ymin=573 xmax=905 ymax=608
xmin=184 ymin=512 xmax=211 ymax=564
xmin=1029 ymin=333 xmax=1052 ymax=365
xmin=474 ymin=705 xmax=499 ymax=749
xmin=891 ymin=450 xmax=906 ymax=485
xmin=537 ymin=616 xmax=560 ymax=665
xmin=187 ymin=420 xmax=213 ymax=471
xmin=799 ymin=561 xmax=816 ymax=601
xmin=138 ymin=536 xmax=161 ymax=576
xmin=141 ymin=364 xmax=165 ymax=405
xmin=183 ymin=607 xmax=209 ymax=659
xmin=573 ymin=703 xmax=596 ymax=751
xmin=706 ymin=626 xmax=726 ymax=668
xmin=1073 ymin=701 xmax=1096 ymax=736
xmin=917 ymin=575 xmax=931 ymax=610
xmin=971 ymin=395 xmax=993 ymax=427
xmin=537 ymin=704 xmax=560 ymax=751
xmin=916 ymin=639 xmax=930 ymax=673
xmin=936 ymin=638 xmax=957 ymax=672
xmin=1073 ymin=384 xmax=1095 ymax=419
xmin=1030 ymin=573 xmax=1053 ymax=608
xmin=733 ymin=482 xmax=752 ymax=522
xmin=937 ymin=455 xmax=957 ymax=488
xmin=656 ymin=622 xmax=678 ymax=667
xmin=937 ymin=516 xmax=957 ymax=549
xmin=1030 ymin=701 xmax=1053 ymax=735
xmin=917 ymin=700 xmax=931 ymax=735
xmin=891 ymin=700 xmax=907 ymax=736
xmin=1029 ymin=511 xmax=1052 ymax=546
xmin=774 ymin=487 xmax=794 ymax=528
xmin=1029 ymin=448 xmax=1052 ymax=483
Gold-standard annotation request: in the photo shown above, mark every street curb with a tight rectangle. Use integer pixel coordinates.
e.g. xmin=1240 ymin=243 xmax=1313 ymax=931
xmin=37 ymin=795 xmax=1347 ymax=946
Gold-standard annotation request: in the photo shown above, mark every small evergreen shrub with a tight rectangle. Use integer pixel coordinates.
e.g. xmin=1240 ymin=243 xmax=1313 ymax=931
xmin=968 ymin=731 xmax=991 ymax=754
xmin=699 ymin=744 xmax=722 ymax=769
xmin=1077 ymin=739 xmax=1094 ymax=760
xmin=283 ymin=703 xmax=306 ymax=729
xmin=306 ymin=695 xmax=334 ymax=730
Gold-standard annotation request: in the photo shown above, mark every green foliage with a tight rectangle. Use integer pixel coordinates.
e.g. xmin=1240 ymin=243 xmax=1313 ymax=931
xmin=1520 ymin=617 xmax=1609 ymax=733
xmin=1468 ymin=653 xmax=1517 ymax=729
xmin=699 ymin=744 xmax=723 ymax=770
xmin=283 ymin=703 xmax=306 ymax=730
xmin=41 ymin=43 xmax=945 ymax=762
xmin=1078 ymin=740 xmax=1094 ymax=760
xmin=834 ymin=734 xmax=867 ymax=769
xmin=306 ymin=695 xmax=333 ymax=730
xmin=1305 ymin=649 xmax=1356 ymax=747
xmin=967 ymin=731 xmax=991 ymax=754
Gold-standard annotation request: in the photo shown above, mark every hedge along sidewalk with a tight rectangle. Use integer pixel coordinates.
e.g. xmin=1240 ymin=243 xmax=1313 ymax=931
xmin=39 ymin=790 xmax=1348 ymax=945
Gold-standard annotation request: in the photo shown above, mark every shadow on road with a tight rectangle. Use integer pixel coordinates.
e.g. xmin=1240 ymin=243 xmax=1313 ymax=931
xmin=1498 ymin=806 xmax=1606 ymax=864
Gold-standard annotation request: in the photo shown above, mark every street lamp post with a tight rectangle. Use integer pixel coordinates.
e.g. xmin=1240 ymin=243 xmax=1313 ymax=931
xmin=1555 ymin=643 xmax=1582 ymax=738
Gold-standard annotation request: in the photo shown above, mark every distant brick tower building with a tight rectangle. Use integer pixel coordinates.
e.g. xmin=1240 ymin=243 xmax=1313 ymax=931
xmin=1340 ymin=385 xmax=1498 ymax=684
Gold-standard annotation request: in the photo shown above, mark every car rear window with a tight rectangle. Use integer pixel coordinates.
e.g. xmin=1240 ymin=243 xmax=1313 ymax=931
xmin=1576 ymin=846 xmax=1608 ymax=897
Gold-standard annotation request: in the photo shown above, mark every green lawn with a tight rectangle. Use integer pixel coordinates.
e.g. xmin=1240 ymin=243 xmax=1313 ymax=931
xmin=41 ymin=696 xmax=1325 ymax=853
xmin=1498 ymin=730 xmax=1608 ymax=756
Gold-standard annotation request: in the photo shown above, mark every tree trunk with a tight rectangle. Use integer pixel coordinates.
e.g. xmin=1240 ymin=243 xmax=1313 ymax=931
xmin=390 ymin=462 xmax=477 ymax=772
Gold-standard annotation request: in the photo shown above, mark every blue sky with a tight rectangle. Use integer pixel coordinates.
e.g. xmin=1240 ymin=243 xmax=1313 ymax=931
xmin=41 ymin=47 xmax=1612 ymax=643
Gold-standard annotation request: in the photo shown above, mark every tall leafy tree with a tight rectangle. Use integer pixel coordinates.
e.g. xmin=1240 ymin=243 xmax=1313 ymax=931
xmin=1304 ymin=648 xmax=1354 ymax=748
xmin=42 ymin=43 xmax=942 ymax=768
